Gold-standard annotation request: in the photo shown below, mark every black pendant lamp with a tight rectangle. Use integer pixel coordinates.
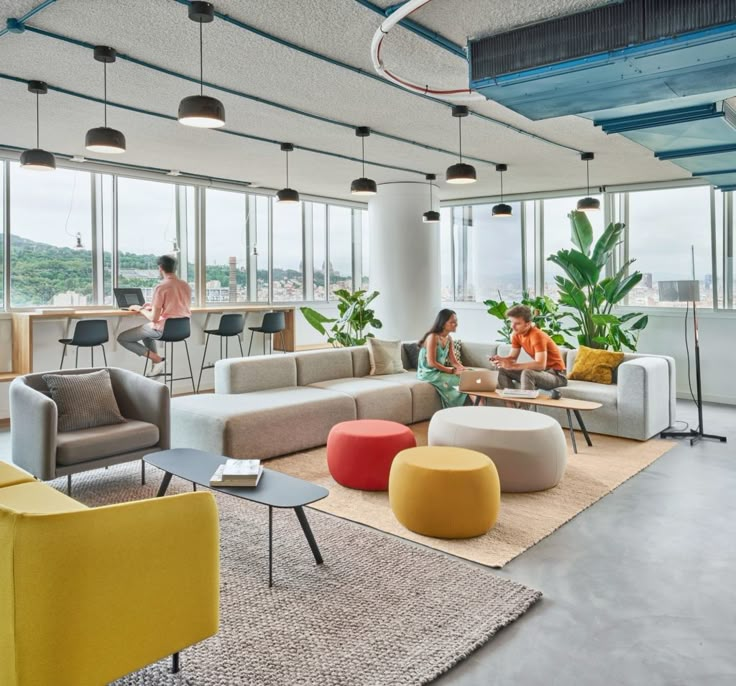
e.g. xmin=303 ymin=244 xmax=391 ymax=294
xmin=577 ymin=152 xmax=600 ymax=212
xmin=492 ymin=164 xmax=512 ymax=217
xmin=446 ymin=105 xmax=476 ymax=184
xmin=85 ymin=46 xmax=126 ymax=154
xmin=350 ymin=127 xmax=377 ymax=196
xmin=178 ymin=1 xmax=226 ymax=128
xmin=423 ymin=174 xmax=439 ymax=223
xmin=276 ymin=143 xmax=300 ymax=204
xmin=20 ymin=81 xmax=56 ymax=171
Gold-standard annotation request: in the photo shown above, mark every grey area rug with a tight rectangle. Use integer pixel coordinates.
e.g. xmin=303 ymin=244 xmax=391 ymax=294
xmin=55 ymin=463 xmax=542 ymax=686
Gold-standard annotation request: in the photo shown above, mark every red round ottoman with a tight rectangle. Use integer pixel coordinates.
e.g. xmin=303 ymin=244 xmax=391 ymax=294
xmin=327 ymin=420 xmax=416 ymax=490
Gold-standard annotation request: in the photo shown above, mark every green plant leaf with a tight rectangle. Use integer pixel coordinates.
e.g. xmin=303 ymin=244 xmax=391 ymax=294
xmin=630 ymin=314 xmax=649 ymax=331
xmin=591 ymin=222 xmax=625 ymax=267
xmin=300 ymin=306 xmax=335 ymax=336
xmin=569 ymin=210 xmax=593 ymax=256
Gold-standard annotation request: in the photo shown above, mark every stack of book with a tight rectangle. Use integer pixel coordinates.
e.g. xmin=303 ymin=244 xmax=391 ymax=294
xmin=209 ymin=459 xmax=263 ymax=487
xmin=498 ymin=388 xmax=540 ymax=399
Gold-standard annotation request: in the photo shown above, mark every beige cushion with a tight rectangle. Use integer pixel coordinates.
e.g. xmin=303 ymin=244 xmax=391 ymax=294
xmin=56 ymin=419 xmax=160 ymax=466
xmin=367 ymin=338 xmax=404 ymax=375
xmin=43 ymin=369 xmax=126 ymax=433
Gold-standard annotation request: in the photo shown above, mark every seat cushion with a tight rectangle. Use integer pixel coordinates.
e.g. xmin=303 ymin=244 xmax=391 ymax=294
xmin=43 ymin=369 xmax=126 ymax=433
xmin=560 ymin=380 xmax=618 ymax=407
xmin=0 ymin=462 xmax=35 ymax=488
xmin=0 ymin=481 xmax=87 ymax=514
xmin=371 ymin=372 xmax=442 ymax=423
xmin=310 ymin=378 xmax=413 ymax=424
xmin=55 ymin=420 xmax=160 ymax=466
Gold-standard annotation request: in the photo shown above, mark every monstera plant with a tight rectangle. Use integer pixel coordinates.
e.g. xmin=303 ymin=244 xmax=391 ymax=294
xmin=300 ymin=289 xmax=382 ymax=347
xmin=484 ymin=291 xmax=573 ymax=347
xmin=547 ymin=210 xmax=648 ymax=351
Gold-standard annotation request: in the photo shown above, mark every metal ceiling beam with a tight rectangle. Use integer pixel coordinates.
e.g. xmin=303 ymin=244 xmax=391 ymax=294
xmin=656 ymin=143 xmax=736 ymax=160
xmin=595 ymin=104 xmax=723 ymax=134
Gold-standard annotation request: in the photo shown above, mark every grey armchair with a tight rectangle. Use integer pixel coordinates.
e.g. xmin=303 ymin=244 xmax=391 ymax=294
xmin=10 ymin=367 xmax=169 ymax=494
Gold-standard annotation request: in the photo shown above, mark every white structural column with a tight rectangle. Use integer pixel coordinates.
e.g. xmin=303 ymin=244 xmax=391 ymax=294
xmin=368 ymin=182 xmax=440 ymax=340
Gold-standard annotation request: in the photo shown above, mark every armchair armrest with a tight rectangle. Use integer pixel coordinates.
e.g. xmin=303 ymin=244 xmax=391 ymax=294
xmin=617 ymin=357 xmax=671 ymax=440
xmin=11 ymin=491 xmax=219 ymax=686
xmin=9 ymin=379 xmax=58 ymax=480
xmin=110 ymin=367 xmax=170 ymax=449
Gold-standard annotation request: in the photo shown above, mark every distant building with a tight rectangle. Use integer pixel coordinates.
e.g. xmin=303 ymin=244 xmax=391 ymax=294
xmin=704 ymin=273 xmax=712 ymax=289
xmin=643 ymin=273 xmax=653 ymax=289
xmin=52 ymin=291 xmax=88 ymax=306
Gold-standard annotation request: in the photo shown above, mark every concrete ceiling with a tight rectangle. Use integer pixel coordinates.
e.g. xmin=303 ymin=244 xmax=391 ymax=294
xmin=0 ymin=0 xmax=691 ymax=202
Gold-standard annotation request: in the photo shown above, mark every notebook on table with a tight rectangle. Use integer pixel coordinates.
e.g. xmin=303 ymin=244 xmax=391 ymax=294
xmin=458 ymin=369 xmax=498 ymax=392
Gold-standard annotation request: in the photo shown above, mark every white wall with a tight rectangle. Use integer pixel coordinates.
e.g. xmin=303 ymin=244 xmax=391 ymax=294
xmin=452 ymin=302 xmax=736 ymax=406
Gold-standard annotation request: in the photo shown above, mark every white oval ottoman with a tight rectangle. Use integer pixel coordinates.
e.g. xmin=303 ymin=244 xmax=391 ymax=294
xmin=428 ymin=406 xmax=567 ymax=492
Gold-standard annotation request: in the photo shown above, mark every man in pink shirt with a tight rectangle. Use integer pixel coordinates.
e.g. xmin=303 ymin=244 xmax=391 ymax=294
xmin=117 ymin=255 xmax=192 ymax=376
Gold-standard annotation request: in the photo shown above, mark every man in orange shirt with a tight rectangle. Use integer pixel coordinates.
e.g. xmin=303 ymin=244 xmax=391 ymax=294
xmin=117 ymin=255 xmax=192 ymax=376
xmin=491 ymin=304 xmax=568 ymax=391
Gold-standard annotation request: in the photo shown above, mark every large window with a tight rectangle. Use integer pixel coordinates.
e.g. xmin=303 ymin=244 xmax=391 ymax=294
xmin=117 ymin=177 xmax=178 ymax=302
xmin=627 ymin=187 xmax=712 ymax=308
xmin=328 ymin=206 xmax=353 ymax=298
xmin=10 ymin=163 xmax=93 ymax=307
xmin=359 ymin=209 xmax=369 ymax=289
xmin=205 ymin=189 xmax=247 ymax=302
xmin=0 ymin=163 xmax=4 ymax=307
xmin=440 ymin=208 xmax=453 ymax=301
xmin=272 ymin=199 xmax=303 ymax=301
xmin=310 ymin=202 xmax=327 ymax=299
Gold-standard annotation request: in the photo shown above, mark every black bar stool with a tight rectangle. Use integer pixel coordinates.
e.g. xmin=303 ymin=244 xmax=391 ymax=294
xmin=143 ymin=317 xmax=196 ymax=396
xmin=59 ymin=319 xmax=109 ymax=369
xmin=248 ymin=311 xmax=287 ymax=356
xmin=196 ymin=313 xmax=245 ymax=393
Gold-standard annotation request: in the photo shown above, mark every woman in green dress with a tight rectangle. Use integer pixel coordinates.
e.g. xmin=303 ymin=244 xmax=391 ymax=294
xmin=417 ymin=309 xmax=468 ymax=408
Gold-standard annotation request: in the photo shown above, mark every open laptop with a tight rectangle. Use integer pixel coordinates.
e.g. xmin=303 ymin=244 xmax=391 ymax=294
xmin=458 ymin=369 xmax=498 ymax=393
xmin=113 ymin=287 xmax=145 ymax=310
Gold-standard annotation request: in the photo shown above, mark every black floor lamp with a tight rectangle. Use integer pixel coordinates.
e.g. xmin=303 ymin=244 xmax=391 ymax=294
xmin=659 ymin=278 xmax=727 ymax=446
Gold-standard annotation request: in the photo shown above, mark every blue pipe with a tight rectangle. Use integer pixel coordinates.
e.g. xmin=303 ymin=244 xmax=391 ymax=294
xmin=170 ymin=0 xmax=582 ymax=154
xmin=1 ymin=0 xmax=57 ymax=37
xmin=22 ymin=24 xmax=497 ymax=166
xmin=352 ymin=0 xmax=465 ymax=59
xmin=0 ymin=72 xmax=427 ymax=177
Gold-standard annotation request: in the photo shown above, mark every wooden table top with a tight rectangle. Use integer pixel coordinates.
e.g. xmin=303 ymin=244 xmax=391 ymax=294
xmin=472 ymin=390 xmax=602 ymax=411
xmin=12 ymin=304 xmax=295 ymax=320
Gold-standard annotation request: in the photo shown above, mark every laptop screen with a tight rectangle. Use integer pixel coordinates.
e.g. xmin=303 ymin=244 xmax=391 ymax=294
xmin=113 ymin=288 xmax=145 ymax=308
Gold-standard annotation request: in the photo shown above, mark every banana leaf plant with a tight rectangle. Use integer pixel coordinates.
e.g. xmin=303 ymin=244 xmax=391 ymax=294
xmin=547 ymin=210 xmax=648 ymax=351
xmin=300 ymin=289 xmax=382 ymax=347
xmin=484 ymin=291 xmax=573 ymax=347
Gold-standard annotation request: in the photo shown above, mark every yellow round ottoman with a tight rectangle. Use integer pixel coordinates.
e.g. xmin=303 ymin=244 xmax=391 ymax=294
xmin=388 ymin=446 xmax=500 ymax=539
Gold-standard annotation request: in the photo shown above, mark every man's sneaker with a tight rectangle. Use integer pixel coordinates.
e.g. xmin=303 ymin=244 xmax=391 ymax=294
xmin=148 ymin=359 xmax=166 ymax=378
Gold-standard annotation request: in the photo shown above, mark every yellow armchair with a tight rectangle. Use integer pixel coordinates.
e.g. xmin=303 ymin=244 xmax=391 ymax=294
xmin=0 ymin=464 xmax=219 ymax=686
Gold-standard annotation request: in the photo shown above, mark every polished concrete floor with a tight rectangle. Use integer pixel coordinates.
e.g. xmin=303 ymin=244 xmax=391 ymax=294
xmin=2 ymin=401 xmax=734 ymax=685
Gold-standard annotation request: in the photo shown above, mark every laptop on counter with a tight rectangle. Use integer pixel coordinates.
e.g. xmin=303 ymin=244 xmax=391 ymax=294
xmin=113 ymin=287 xmax=145 ymax=310
xmin=458 ymin=369 xmax=498 ymax=393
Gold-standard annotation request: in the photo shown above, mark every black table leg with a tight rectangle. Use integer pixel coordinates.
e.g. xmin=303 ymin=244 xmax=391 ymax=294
xmin=565 ymin=409 xmax=578 ymax=454
xmin=269 ymin=505 xmax=273 ymax=588
xmin=294 ymin=506 xmax=323 ymax=565
xmin=156 ymin=471 xmax=173 ymax=497
xmin=574 ymin=409 xmax=593 ymax=446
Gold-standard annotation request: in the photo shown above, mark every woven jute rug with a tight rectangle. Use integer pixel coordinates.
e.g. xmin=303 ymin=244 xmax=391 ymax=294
xmin=55 ymin=465 xmax=541 ymax=686
xmin=267 ymin=423 xmax=676 ymax=568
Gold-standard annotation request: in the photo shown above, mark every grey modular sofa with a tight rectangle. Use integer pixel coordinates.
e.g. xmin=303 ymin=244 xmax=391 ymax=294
xmin=171 ymin=342 xmax=676 ymax=460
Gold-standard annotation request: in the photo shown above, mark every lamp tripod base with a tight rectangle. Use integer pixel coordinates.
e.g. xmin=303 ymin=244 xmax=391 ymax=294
xmin=660 ymin=428 xmax=727 ymax=446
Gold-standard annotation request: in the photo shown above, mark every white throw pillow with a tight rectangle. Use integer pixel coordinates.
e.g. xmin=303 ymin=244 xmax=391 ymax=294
xmin=367 ymin=338 xmax=404 ymax=375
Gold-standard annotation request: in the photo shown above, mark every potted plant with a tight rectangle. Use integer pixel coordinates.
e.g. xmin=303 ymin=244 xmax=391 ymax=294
xmin=547 ymin=210 xmax=648 ymax=351
xmin=300 ymin=289 xmax=383 ymax=347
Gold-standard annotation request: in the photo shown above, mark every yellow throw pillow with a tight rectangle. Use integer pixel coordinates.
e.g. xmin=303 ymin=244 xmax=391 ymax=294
xmin=568 ymin=346 xmax=625 ymax=385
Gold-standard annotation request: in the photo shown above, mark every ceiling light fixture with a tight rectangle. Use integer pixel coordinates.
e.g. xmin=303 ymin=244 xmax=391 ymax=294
xmin=20 ymin=81 xmax=56 ymax=171
xmin=178 ymin=1 xmax=226 ymax=128
xmin=423 ymin=173 xmax=439 ymax=223
xmin=85 ymin=46 xmax=126 ymax=154
xmin=577 ymin=152 xmax=600 ymax=212
xmin=492 ymin=164 xmax=512 ymax=217
xmin=276 ymin=143 xmax=300 ymax=203
xmin=350 ymin=127 xmax=377 ymax=196
xmin=446 ymin=105 xmax=476 ymax=184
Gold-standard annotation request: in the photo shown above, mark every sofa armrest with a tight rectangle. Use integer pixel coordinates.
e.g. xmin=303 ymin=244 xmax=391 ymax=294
xmin=110 ymin=367 xmax=170 ymax=450
xmin=9 ymin=379 xmax=58 ymax=480
xmin=10 ymin=491 xmax=219 ymax=686
xmin=617 ymin=357 xmax=671 ymax=440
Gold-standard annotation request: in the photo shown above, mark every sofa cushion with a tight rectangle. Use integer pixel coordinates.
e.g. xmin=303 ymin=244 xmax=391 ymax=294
xmin=0 ymin=462 xmax=35 ymax=489
xmin=309 ymin=378 xmax=413 ymax=424
xmin=351 ymin=346 xmax=372 ymax=378
xmin=172 ymin=387 xmax=357 ymax=459
xmin=295 ymin=349 xmax=353 ymax=386
xmin=367 ymin=338 xmax=404 ymax=375
xmin=569 ymin=345 xmax=624 ymax=384
xmin=401 ymin=342 xmax=420 ymax=370
xmin=43 ymin=369 xmax=126 ymax=433
xmin=56 ymin=420 xmax=160 ymax=466
xmin=560 ymin=380 xmax=618 ymax=407
xmin=460 ymin=342 xmax=500 ymax=368
xmin=0 ymin=482 xmax=87 ymax=514
xmin=215 ymin=355 xmax=297 ymax=394
xmin=371 ymin=372 xmax=442 ymax=422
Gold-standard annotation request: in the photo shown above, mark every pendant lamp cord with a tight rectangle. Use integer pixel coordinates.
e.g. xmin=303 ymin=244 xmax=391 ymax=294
xmin=458 ymin=117 xmax=463 ymax=163
xmin=586 ymin=158 xmax=590 ymax=195
xmin=35 ymin=91 xmax=40 ymax=148
xmin=429 ymin=180 xmax=433 ymax=205
xmin=500 ymin=171 xmax=504 ymax=202
xmin=199 ymin=20 xmax=204 ymax=96
xmin=361 ymin=137 xmax=366 ymax=177
xmin=103 ymin=61 xmax=108 ymax=127
xmin=285 ymin=150 xmax=290 ymax=187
